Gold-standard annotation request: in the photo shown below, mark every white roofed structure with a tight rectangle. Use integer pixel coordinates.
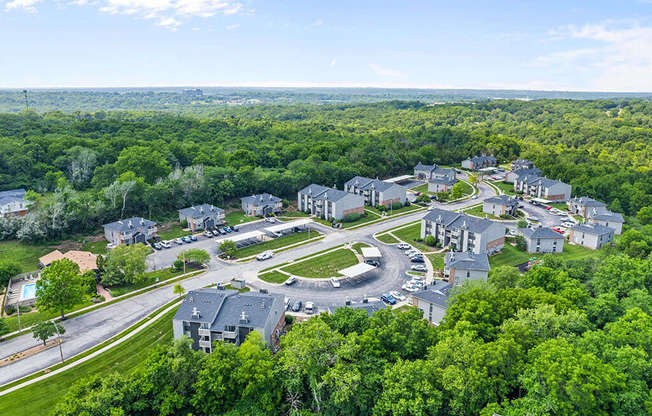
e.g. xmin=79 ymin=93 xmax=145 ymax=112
xmin=215 ymin=230 xmax=265 ymax=246
xmin=339 ymin=263 xmax=376 ymax=278
xmin=264 ymin=219 xmax=312 ymax=234
xmin=383 ymin=175 xmax=413 ymax=184
xmin=361 ymin=247 xmax=382 ymax=259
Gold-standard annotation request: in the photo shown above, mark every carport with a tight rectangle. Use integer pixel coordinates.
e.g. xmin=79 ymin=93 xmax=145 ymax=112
xmin=384 ymin=175 xmax=413 ymax=184
xmin=339 ymin=263 xmax=377 ymax=278
xmin=361 ymin=247 xmax=382 ymax=261
xmin=265 ymin=219 xmax=312 ymax=236
xmin=215 ymin=230 xmax=265 ymax=250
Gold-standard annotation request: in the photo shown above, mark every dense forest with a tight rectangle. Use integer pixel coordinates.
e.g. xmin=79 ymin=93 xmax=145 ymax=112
xmin=52 ymin=254 xmax=652 ymax=416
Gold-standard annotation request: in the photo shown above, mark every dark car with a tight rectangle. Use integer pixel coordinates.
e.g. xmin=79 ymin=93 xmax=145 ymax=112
xmin=381 ymin=293 xmax=397 ymax=305
xmin=291 ymin=301 xmax=302 ymax=312
xmin=232 ymin=225 xmax=239 ymax=232
xmin=364 ymin=260 xmax=380 ymax=267
xmin=190 ymin=235 xmax=197 ymax=241
xmin=149 ymin=241 xmax=157 ymax=249
xmin=430 ymin=195 xmax=437 ymax=200
xmin=410 ymin=256 xmax=425 ymax=263
xmin=182 ymin=236 xmax=192 ymax=243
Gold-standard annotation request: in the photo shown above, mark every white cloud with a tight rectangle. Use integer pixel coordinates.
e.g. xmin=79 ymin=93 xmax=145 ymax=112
xmin=313 ymin=19 xmax=323 ymax=26
xmin=368 ymin=62 xmax=402 ymax=78
xmin=66 ymin=0 xmax=246 ymax=29
xmin=330 ymin=59 xmax=336 ymax=67
xmin=537 ymin=22 xmax=652 ymax=91
xmin=5 ymin=0 xmax=41 ymax=12
xmin=225 ymin=23 xmax=238 ymax=30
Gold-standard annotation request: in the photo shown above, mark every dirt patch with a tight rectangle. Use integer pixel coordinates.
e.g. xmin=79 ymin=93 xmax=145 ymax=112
xmin=50 ymin=240 xmax=82 ymax=251
xmin=0 ymin=338 xmax=62 ymax=367
xmin=158 ymin=221 xmax=181 ymax=233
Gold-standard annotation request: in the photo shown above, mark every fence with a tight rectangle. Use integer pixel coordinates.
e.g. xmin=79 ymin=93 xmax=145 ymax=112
xmin=4 ymin=271 xmax=40 ymax=312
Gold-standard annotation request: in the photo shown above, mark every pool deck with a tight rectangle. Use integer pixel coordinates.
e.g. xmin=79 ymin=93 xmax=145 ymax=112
xmin=5 ymin=274 xmax=40 ymax=308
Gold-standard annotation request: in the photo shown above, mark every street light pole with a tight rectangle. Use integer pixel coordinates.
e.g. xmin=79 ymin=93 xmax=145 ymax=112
xmin=52 ymin=320 xmax=64 ymax=364
xmin=17 ymin=300 xmax=21 ymax=334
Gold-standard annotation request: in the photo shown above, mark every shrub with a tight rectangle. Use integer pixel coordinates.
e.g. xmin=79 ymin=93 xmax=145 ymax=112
xmin=0 ymin=261 xmax=22 ymax=287
xmin=500 ymin=214 xmax=512 ymax=219
xmin=282 ymin=199 xmax=290 ymax=208
xmin=285 ymin=315 xmax=295 ymax=325
xmin=18 ymin=305 xmax=31 ymax=313
xmin=172 ymin=260 xmax=184 ymax=272
xmin=5 ymin=306 xmax=16 ymax=315
xmin=328 ymin=217 xmax=335 ymax=223
xmin=517 ymin=219 xmax=528 ymax=229
xmin=404 ymin=200 xmax=411 ymax=207
xmin=424 ymin=235 xmax=437 ymax=246
xmin=391 ymin=202 xmax=403 ymax=210
xmin=515 ymin=235 xmax=527 ymax=251
xmin=416 ymin=194 xmax=431 ymax=204
xmin=343 ymin=213 xmax=362 ymax=223
xmin=304 ymin=209 xmax=311 ymax=215
xmin=180 ymin=220 xmax=188 ymax=228
xmin=376 ymin=205 xmax=388 ymax=212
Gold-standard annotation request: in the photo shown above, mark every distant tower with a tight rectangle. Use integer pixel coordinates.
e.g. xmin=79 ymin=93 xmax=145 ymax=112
xmin=23 ymin=90 xmax=29 ymax=112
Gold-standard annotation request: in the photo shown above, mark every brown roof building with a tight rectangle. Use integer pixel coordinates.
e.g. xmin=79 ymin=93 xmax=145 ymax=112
xmin=39 ymin=250 xmax=98 ymax=273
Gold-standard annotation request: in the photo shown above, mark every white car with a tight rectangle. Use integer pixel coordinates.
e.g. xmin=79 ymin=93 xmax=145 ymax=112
xmin=529 ymin=216 xmax=539 ymax=222
xmin=396 ymin=243 xmax=411 ymax=250
xmin=405 ymin=250 xmax=420 ymax=257
xmin=305 ymin=302 xmax=315 ymax=314
xmin=411 ymin=265 xmax=428 ymax=272
xmin=390 ymin=291 xmax=406 ymax=301
xmin=508 ymin=229 xmax=517 ymax=236
xmin=265 ymin=217 xmax=276 ymax=223
xmin=284 ymin=276 xmax=297 ymax=285
xmin=471 ymin=195 xmax=478 ymax=199
xmin=427 ymin=206 xmax=435 ymax=211
xmin=256 ymin=251 xmax=273 ymax=261
xmin=160 ymin=240 xmax=171 ymax=249
xmin=174 ymin=238 xmax=184 ymax=245
xmin=402 ymin=284 xmax=419 ymax=292
xmin=551 ymin=208 xmax=560 ymax=213
xmin=330 ymin=277 xmax=341 ymax=288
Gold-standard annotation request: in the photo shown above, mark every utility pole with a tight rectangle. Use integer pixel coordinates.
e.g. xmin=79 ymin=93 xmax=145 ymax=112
xmin=17 ymin=300 xmax=21 ymax=334
xmin=183 ymin=250 xmax=186 ymax=275
xmin=52 ymin=320 xmax=64 ymax=363
xmin=23 ymin=90 xmax=29 ymax=112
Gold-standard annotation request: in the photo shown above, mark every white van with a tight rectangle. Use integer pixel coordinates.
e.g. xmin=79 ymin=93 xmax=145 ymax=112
xmin=305 ymin=302 xmax=315 ymax=314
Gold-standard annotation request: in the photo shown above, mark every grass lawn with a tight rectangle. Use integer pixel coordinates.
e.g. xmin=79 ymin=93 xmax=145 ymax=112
xmin=351 ymin=242 xmax=371 ymax=254
xmin=224 ymin=284 xmax=251 ymax=293
xmin=156 ymin=224 xmax=192 ymax=240
xmin=342 ymin=212 xmax=381 ymax=229
xmin=426 ymin=253 xmax=446 ymax=269
xmin=463 ymin=205 xmax=504 ymax=220
xmin=496 ymin=181 xmax=518 ymax=195
xmin=458 ymin=181 xmax=474 ymax=196
xmin=279 ymin=211 xmax=310 ymax=218
xmin=233 ymin=231 xmax=322 ymax=259
xmin=489 ymin=240 xmax=604 ymax=268
xmin=367 ymin=204 xmax=422 ymax=217
xmin=376 ymin=234 xmax=399 ymax=244
xmin=548 ymin=202 xmax=569 ymax=211
xmin=107 ymin=266 xmax=200 ymax=297
xmin=79 ymin=240 xmax=109 ymax=255
xmin=410 ymin=183 xmax=432 ymax=195
xmin=0 ymin=240 xmax=54 ymax=272
xmin=224 ymin=210 xmax=259 ymax=225
xmin=281 ymin=248 xmax=359 ymax=279
xmin=258 ymin=271 xmax=289 ymax=284
xmin=391 ymin=223 xmax=437 ymax=252
xmin=3 ymin=296 xmax=95 ymax=333
xmin=0 ymin=305 xmax=179 ymax=415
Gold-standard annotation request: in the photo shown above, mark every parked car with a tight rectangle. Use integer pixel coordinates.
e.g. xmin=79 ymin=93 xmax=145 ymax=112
xmin=153 ymin=242 xmax=162 ymax=250
xmin=552 ymin=227 xmax=564 ymax=234
xmin=529 ymin=216 xmax=539 ymax=222
xmin=219 ymin=228 xmax=227 ymax=235
xmin=211 ymin=229 xmax=219 ymax=236
xmin=203 ymin=230 xmax=213 ymax=238
xmin=545 ymin=206 xmax=552 ymax=210
xmin=149 ymin=241 xmax=157 ymax=249
xmin=285 ymin=276 xmax=297 ymax=285
xmin=330 ymin=277 xmax=341 ymax=288
xmin=471 ymin=195 xmax=478 ymax=199
xmin=427 ymin=206 xmax=435 ymax=211
xmin=410 ymin=256 xmax=425 ymax=263
xmin=265 ymin=217 xmax=276 ymax=223
xmin=390 ymin=291 xmax=406 ymax=301
xmin=174 ymin=238 xmax=183 ymax=245
xmin=305 ymin=302 xmax=315 ymax=314
xmin=272 ymin=231 xmax=283 ymax=238
xmin=508 ymin=229 xmax=517 ymax=236
xmin=256 ymin=251 xmax=273 ymax=261
xmin=160 ymin=240 xmax=171 ymax=249
xmin=364 ymin=260 xmax=380 ymax=267
xmin=405 ymin=249 xmax=420 ymax=256
xmin=225 ymin=227 xmax=232 ymax=233
xmin=285 ymin=298 xmax=291 ymax=310
xmin=291 ymin=301 xmax=302 ymax=312
xmin=380 ymin=293 xmax=397 ymax=305
xmin=402 ymin=284 xmax=419 ymax=292
xmin=397 ymin=243 xmax=411 ymax=250
xmin=414 ymin=192 xmax=421 ymax=196
xmin=430 ymin=195 xmax=437 ymax=200
xmin=182 ymin=236 xmax=192 ymax=243
xmin=190 ymin=235 xmax=197 ymax=241
xmin=232 ymin=225 xmax=239 ymax=232
xmin=411 ymin=264 xmax=427 ymax=272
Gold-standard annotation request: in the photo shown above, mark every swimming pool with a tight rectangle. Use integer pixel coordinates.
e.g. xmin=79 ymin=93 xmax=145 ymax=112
xmin=20 ymin=283 xmax=37 ymax=301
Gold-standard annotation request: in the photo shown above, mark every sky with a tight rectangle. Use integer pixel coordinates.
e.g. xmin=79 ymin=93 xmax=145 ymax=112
xmin=2 ymin=0 xmax=652 ymax=91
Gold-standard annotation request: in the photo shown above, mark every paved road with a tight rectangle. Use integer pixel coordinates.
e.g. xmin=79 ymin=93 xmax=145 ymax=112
xmin=0 ymin=178 xmax=498 ymax=386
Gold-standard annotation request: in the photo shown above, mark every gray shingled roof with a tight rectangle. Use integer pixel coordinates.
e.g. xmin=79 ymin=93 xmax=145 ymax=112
xmin=240 ymin=193 xmax=282 ymax=205
xmin=350 ymin=300 xmax=387 ymax=316
xmin=484 ymin=194 xmax=518 ymax=206
xmin=526 ymin=176 xmax=566 ymax=188
xmin=414 ymin=162 xmax=435 ymax=171
xmin=0 ymin=189 xmax=26 ymax=199
xmin=428 ymin=176 xmax=458 ymax=186
xmin=571 ymin=223 xmax=615 ymax=235
xmin=518 ymin=227 xmax=564 ymax=240
xmin=299 ymin=184 xmax=356 ymax=203
xmin=178 ymin=204 xmax=224 ymax=218
xmin=103 ymin=217 xmax=156 ymax=232
xmin=0 ymin=196 xmax=27 ymax=206
xmin=412 ymin=280 xmax=454 ymax=308
xmin=345 ymin=176 xmax=395 ymax=192
xmin=466 ymin=155 xmax=497 ymax=164
xmin=569 ymin=196 xmax=607 ymax=207
xmin=589 ymin=210 xmax=624 ymax=222
xmin=514 ymin=168 xmax=542 ymax=181
xmin=445 ymin=251 xmax=490 ymax=271
xmin=173 ymin=288 xmax=284 ymax=330
xmin=423 ymin=208 xmax=499 ymax=234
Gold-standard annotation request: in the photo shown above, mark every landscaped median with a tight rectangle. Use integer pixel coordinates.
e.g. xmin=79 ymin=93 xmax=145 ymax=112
xmin=0 ymin=296 xmax=186 ymax=413
xmin=233 ymin=230 xmax=324 ymax=261
xmin=374 ymin=221 xmax=439 ymax=253
xmin=488 ymin=237 xmax=606 ymax=268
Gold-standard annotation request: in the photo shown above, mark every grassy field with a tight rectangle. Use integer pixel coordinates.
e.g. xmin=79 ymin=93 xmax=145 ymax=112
xmin=281 ymin=248 xmax=358 ymax=279
xmin=224 ymin=284 xmax=251 ymax=293
xmin=156 ymin=224 xmax=192 ymax=240
xmin=410 ymin=183 xmax=432 ymax=195
xmin=0 ymin=240 xmax=54 ymax=272
xmin=367 ymin=204 xmax=423 ymax=217
xmin=0 ymin=305 xmax=179 ymax=415
xmin=376 ymin=233 xmax=399 ymax=244
xmin=107 ymin=266 xmax=200 ymax=297
xmin=233 ymin=231 xmax=321 ymax=259
xmin=458 ymin=181 xmax=475 ymax=195
xmin=547 ymin=202 xmax=569 ymax=211
xmin=80 ymin=240 xmax=109 ymax=255
xmin=224 ymin=210 xmax=259 ymax=225
xmin=426 ymin=253 xmax=446 ymax=269
xmin=342 ymin=212 xmax=381 ymax=228
xmin=489 ymin=241 xmax=604 ymax=268
xmin=278 ymin=211 xmax=310 ymax=218
xmin=463 ymin=205 xmax=504 ymax=220
xmin=351 ymin=242 xmax=371 ymax=254
xmin=258 ymin=271 xmax=290 ymax=284
xmin=495 ymin=181 xmax=518 ymax=195
xmin=391 ymin=223 xmax=437 ymax=252
xmin=3 ymin=296 xmax=94 ymax=332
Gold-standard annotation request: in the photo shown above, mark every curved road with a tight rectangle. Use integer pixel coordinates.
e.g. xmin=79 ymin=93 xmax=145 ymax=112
xmin=0 ymin=179 xmax=496 ymax=386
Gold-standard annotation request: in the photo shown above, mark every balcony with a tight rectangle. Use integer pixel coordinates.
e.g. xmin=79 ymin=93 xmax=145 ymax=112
xmin=223 ymin=330 xmax=237 ymax=338
xmin=198 ymin=328 xmax=210 ymax=337
xmin=198 ymin=340 xmax=212 ymax=349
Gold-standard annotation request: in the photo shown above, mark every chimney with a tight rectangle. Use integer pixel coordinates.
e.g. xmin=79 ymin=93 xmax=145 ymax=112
xmin=362 ymin=298 xmax=368 ymax=304
xmin=239 ymin=311 xmax=249 ymax=324
xmin=191 ymin=307 xmax=201 ymax=318
xmin=128 ymin=220 xmax=133 ymax=228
